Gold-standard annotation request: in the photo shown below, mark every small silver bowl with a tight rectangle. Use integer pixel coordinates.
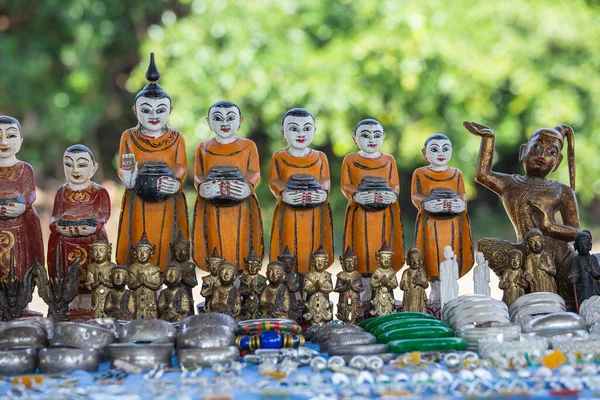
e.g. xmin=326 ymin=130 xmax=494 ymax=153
xmin=178 ymin=346 xmax=240 ymax=367
xmin=86 ymin=318 xmax=119 ymax=338
xmin=51 ymin=322 xmax=115 ymax=351
xmin=181 ymin=313 xmax=238 ymax=332
xmin=7 ymin=317 xmax=55 ymax=339
xmin=0 ymin=325 xmax=48 ymax=350
xmin=38 ymin=347 xmax=100 ymax=373
xmin=108 ymin=343 xmax=173 ymax=369
xmin=120 ymin=319 xmax=177 ymax=344
xmin=177 ymin=325 xmax=235 ymax=350
xmin=0 ymin=348 xmax=37 ymax=375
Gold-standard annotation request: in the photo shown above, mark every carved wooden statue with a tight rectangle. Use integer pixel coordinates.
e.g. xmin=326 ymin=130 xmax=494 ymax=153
xmin=239 ymin=247 xmax=267 ymax=320
xmin=33 ymin=256 xmax=82 ymax=321
xmin=85 ymin=239 xmax=115 ymax=319
xmin=334 ymin=246 xmax=364 ymax=324
xmin=303 ymin=247 xmax=334 ymax=326
xmin=158 ymin=263 xmax=192 ymax=322
xmin=0 ymin=250 xmax=36 ymax=321
xmin=278 ymin=246 xmax=301 ymax=320
xmin=210 ymin=262 xmax=241 ymax=319
xmin=370 ymin=242 xmax=399 ymax=317
xmin=400 ymin=248 xmax=429 ymax=314
xmin=169 ymin=231 xmax=197 ymax=315
xmin=260 ymin=261 xmax=291 ymax=319
xmin=104 ymin=266 xmax=136 ymax=320
xmin=200 ymin=248 xmax=223 ymax=312
xmin=569 ymin=230 xmax=600 ymax=308
xmin=499 ymin=249 xmax=527 ymax=307
xmin=128 ymin=233 xmax=161 ymax=319
xmin=523 ymin=228 xmax=557 ymax=294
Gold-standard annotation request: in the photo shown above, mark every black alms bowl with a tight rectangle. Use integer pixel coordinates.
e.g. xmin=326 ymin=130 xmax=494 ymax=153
xmin=205 ymin=166 xmax=246 ymax=205
xmin=357 ymin=176 xmax=392 ymax=211
xmin=135 ymin=162 xmax=176 ymax=202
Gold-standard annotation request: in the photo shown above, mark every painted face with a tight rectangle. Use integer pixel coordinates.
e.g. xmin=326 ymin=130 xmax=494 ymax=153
xmin=172 ymin=243 xmax=190 ymax=262
xmin=311 ymin=255 xmax=329 ymax=272
xmin=527 ymin=235 xmax=543 ymax=253
xmin=522 ymin=134 xmax=562 ymax=178
xmin=246 ymin=259 xmax=261 ymax=275
xmin=0 ymin=123 xmax=22 ymax=159
xmin=134 ymin=96 xmax=172 ymax=133
xmin=112 ymin=270 xmax=127 ymax=287
xmin=207 ymin=258 xmax=223 ymax=275
xmin=267 ymin=264 xmax=283 ymax=283
xmin=354 ymin=123 xmax=385 ymax=154
xmin=407 ymin=252 xmax=422 ymax=269
xmin=63 ymin=151 xmax=97 ymax=186
xmin=510 ymin=254 xmax=522 ymax=269
xmin=575 ymin=235 xmax=592 ymax=255
xmin=207 ymin=106 xmax=242 ymax=139
xmin=282 ymin=115 xmax=315 ymax=151
xmin=134 ymin=245 xmax=154 ymax=264
xmin=165 ymin=267 xmax=181 ymax=285
xmin=376 ymin=252 xmax=393 ymax=268
xmin=91 ymin=245 xmax=110 ymax=263
xmin=219 ymin=265 xmax=235 ymax=284
xmin=424 ymin=139 xmax=453 ymax=168
xmin=341 ymin=257 xmax=358 ymax=272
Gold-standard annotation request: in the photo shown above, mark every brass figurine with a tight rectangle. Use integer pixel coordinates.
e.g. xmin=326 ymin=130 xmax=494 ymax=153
xmin=523 ymin=228 xmax=557 ymax=294
xmin=260 ymin=261 xmax=291 ymax=319
xmin=0 ymin=249 xmax=36 ymax=321
xmin=400 ymin=248 xmax=429 ymax=314
xmin=499 ymin=249 xmax=527 ymax=307
xmin=303 ymin=247 xmax=333 ymax=326
xmin=278 ymin=246 xmax=301 ymax=320
xmin=170 ymin=231 xmax=197 ymax=315
xmin=158 ymin=263 xmax=192 ymax=322
xmin=239 ymin=247 xmax=266 ymax=320
xmin=128 ymin=233 xmax=161 ymax=319
xmin=200 ymin=248 xmax=223 ymax=312
xmin=334 ymin=246 xmax=364 ymax=324
xmin=569 ymin=230 xmax=600 ymax=309
xmin=85 ymin=239 xmax=115 ymax=319
xmin=104 ymin=265 xmax=136 ymax=320
xmin=209 ymin=262 xmax=241 ymax=319
xmin=33 ymin=255 xmax=82 ymax=321
xmin=369 ymin=242 xmax=398 ymax=317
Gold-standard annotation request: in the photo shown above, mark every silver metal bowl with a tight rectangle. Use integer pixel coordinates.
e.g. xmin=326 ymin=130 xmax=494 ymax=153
xmin=86 ymin=318 xmax=119 ymax=338
xmin=38 ymin=347 xmax=100 ymax=373
xmin=51 ymin=322 xmax=115 ymax=351
xmin=0 ymin=325 xmax=48 ymax=350
xmin=6 ymin=317 xmax=55 ymax=339
xmin=177 ymin=325 xmax=235 ymax=350
xmin=181 ymin=313 xmax=238 ymax=332
xmin=120 ymin=319 xmax=177 ymax=344
xmin=178 ymin=346 xmax=240 ymax=366
xmin=0 ymin=348 xmax=37 ymax=375
xmin=108 ymin=343 xmax=174 ymax=369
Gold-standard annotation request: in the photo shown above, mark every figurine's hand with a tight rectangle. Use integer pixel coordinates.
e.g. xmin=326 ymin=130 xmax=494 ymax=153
xmin=529 ymin=201 xmax=551 ymax=230
xmin=57 ymin=225 xmax=73 ymax=237
xmin=157 ymin=176 xmax=180 ymax=194
xmin=376 ymin=191 xmax=397 ymax=205
xmin=448 ymin=198 xmax=465 ymax=213
xmin=75 ymin=225 xmax=97 ymax=237
xmin=228 ymin=180 xmax=251 ymax=200
xmin=120 ymin=154 xmax=138 ymax=189
xmin=463 ymin=121 xmax=494 ymax=138
xmin=423 ymin=199 xmax=446 ymax=213
xmin=199 ymin=180 xmax=219 ymax=199
xmin=282 ymin=190 xmax=304 ymax=205
xmin=0 ymin=202 xmax=26 ymax=218
xmin=306 ymin=189 xmax=327 ymax=204
xmin=353 ymin=191 xmax=375 ymax=205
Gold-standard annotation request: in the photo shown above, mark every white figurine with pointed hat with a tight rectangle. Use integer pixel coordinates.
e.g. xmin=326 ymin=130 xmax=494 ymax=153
xmin=473 ymin=251 xmax=491 ymax=296
xmin=439 ymin=246 xmax=459 ymax=308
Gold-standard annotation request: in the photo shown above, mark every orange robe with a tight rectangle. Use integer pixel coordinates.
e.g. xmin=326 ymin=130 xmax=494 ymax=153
xmin=269 ymin=149 xmax=334 ymax=274
xmin=411 ymin=167 xmax=474 ymax=279
xmin=341 ymin=153 xmax=405 ymax=273
xmin=192 ymin=138 xmax=264 ymax=271
xmin=116 ymin=128 xmax=189 ymax=270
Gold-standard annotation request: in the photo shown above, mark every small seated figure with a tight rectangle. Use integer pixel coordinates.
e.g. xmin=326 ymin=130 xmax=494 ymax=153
xmin=85 ymin=239 xmax=116 ymax=319
xmin=170 ymin=231 xmax=197 ymax=315
xmin=523 ymin=228 xmax=557 ymax=294
xmin=499 ymin=249 xmax=528 ymax=307
xmin=278 ymin=246 xmax=301 ymax=320
xmin=439 ymin=246 xmax=459 ymax=308
xmin=104 ymin=265 xmax=136 ymax=320
xmin=239 ymin=247 xmax=267 ymax=320
xmin=303 ymin=247 xmax=334 ymax=326
xmin=260 ymin=261 xmax=291 ymax=319
xmin=473 ymin=252 xmax=491 ymax=296
xmin=210 ymin=262 xmax=241 ymax=319
xmin=370 ymin=242 xmax=399 ymax=317
xmin=334 ymin=246 xmax=364 ymax=324
xmin=569 ymin=230 xmax=600 ymax=308
xmin=400 ymin=248 xmax=429 ymax=314
xmin=128 ymin=233 xmax=162 ymax=319
xmin=200 ymin=248 xmax=223 ymax=312
xmin=158 ymin=263 xmax=192 ymax=322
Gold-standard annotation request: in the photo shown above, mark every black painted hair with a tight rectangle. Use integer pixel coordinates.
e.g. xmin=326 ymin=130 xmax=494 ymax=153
xmin=353 ymin=118 xmax=382 ymax=133
xmin=424 ymin=133 xmax=450 ymax=147
xmin=0 ymin=116 xmax=21 ymax=131
xmin=135 ymin=53 xmax=171 ymax=102
xmin=281 ymin=108 xmax=314 ymax=126
xmin=111 ymin=265 xmax=128 ymax=272
xmin=208 ymin=100 xmax=241 ymax=117
xmin=575 ymin=230 xmax=592 ymax=241
xmin=64 ymin=144 xmax=95 ymax=163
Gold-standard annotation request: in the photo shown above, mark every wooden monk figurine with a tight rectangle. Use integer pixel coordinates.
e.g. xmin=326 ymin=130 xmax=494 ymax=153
xmin=260 ymin=261 xmax=291 ymax=319
xmin=158 ymin=263 xmax=192 ymax=322
xmin=210 ymin=262 xmax=241 ymax=319
xmin=335 ymin=246 xmax=364 ymax=324
xmin=85 ymin=239 xmax=115 ymax=319
xmin=411 ymin=134 xmax=473 ymax=286
xmin=170 ymin=231 xmax=197 ymax=315
xmin=269 ymin=108 xmax=334 ymax=275
xmin=104 ymin=266 xmax=136 ymax=320
xmin=303 ymin=247 xmax=334 ymax=326
xmin=279 ymin=246 xmax=301 ymax=320
xmin=128 ymin=233 xmax=161 ymax=319
xmin=116 ymin=53 xmax=189 ymax=269
xmin=523 ymin=228 xmax=557 ymax=294
xmin=499 ymin=249 xmax=527 ymax=307
xmin=48 ymin=144 xmax=110 ymax=308
xmin=0 ymin=116 xmax=44 ymax=280
xmin=200 ymin=248 xmax=223 ymax=312
xmin=342 ymin=119 xmax=405 ymax=274
xmin=464 ymin=121 xmax=579 ymax=305
xmin=400 ymin=248 xmax=429 ymax=314
xmin=569 ymin=231 xmax=600 ymax=308
xmin=239 ymin=247 xmax=266 ymax=320
xmin=192 ymin=101 xmax=264 ymax=271
xmin=370 ymin=242 xmax=399 ymax=317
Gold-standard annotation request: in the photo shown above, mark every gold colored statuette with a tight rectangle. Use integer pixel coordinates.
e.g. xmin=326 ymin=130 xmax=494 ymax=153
xmin=259 ymin=261 xmax=291 ymax=319
xmin=400 ymin=248 xmax=429 ymax=314
xmin=370 ymin=242 xmax=398 ymax=317
xmin=498 ymin=250 xmax=528 ymax=307
xmin=200 ymin=247 xmax=223 ymax=312
xmin=210 ymin=262 xmax=241 ymax=319
xmin=239 ymin=247 xmax=267 ymax=320
xmin=158 ymin=263 xmax=192 ymax=322
xmin=104 ymin=265 xmax=136 ymax=320
xmin=85 ymin=240 xmax=115 ymax=319
xmin=334 ymin=246 xmax=364 ymax=324
xmin=127 ymin=232 xmax=161 ymax=319
xmin=303 ymin=247 xmax=333 ymax=326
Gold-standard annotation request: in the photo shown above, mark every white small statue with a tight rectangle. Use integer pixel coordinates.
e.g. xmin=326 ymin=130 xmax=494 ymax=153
xmin=473 ymin=251 xmax=491 ymax=296
xmin=439 ymin=246 xmax=459 ymax=308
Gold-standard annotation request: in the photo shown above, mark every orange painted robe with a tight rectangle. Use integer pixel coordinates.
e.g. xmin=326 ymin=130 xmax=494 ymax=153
xmin=116 ymin=128 xmax=189 ymax=270
xmin=47 ymin=183 xmax=110 ymax=280
xmin=269 ymin=149 xmax=334 ymax=274
xmin=341 ymin=153 xmax=405 ymax=273
xmin=0 ymin=162 xmax=44 ymax=279
xmin=411 ymin=167 xmax=474 ymax=279
xmin=192 ymin=138 xmax=264 ymax=271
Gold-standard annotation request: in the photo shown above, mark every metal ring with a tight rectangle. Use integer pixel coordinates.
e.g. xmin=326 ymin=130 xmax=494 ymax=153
xmin=444 ymin=352 xmax=460 ymax=368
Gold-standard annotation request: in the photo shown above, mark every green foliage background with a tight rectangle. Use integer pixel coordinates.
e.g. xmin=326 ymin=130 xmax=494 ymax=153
xmin=2 ymin=0 xmax=600 ymax=253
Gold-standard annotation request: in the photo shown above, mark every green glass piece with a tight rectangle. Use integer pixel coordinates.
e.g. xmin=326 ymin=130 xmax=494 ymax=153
xmin=372 ymin=318 xmax=449 ymax=337
xmin=377 ymin=326 xmax=455 ymax=344
xmin=387 ymin=337 xmax=467 ymax=354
